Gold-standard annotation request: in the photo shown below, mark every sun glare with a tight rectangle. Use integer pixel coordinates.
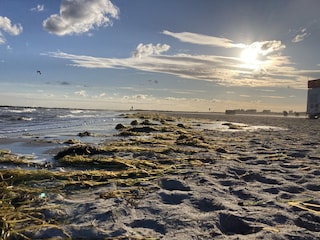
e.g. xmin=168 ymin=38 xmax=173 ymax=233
xmin=240 ymin=47 xmax=260 ymax=69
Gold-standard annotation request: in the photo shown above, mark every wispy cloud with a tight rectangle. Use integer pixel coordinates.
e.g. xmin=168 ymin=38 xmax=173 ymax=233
xmin=261 ymin=95 xmax=286 ymax=99
xmin=0 ymin=16 xmax=23 ymax=44
xmin=45 ymin=31 xmax=318 ymax=89
xmin=162 ymin=30 xmax=246 ymax=48
xmin=292 ymin=28 xmax=309 ymax=43
xmin=43 ymin=0 xmax=119 ymax=36
xmin=260 ymin=89 xmax=275 ymax=92
xmin=31 ymin=4 xmax=44 ymax=12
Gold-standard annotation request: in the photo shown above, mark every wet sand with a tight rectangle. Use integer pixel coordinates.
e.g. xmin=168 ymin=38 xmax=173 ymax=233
xmin=2 ymin=112 xmax=320 ymax=239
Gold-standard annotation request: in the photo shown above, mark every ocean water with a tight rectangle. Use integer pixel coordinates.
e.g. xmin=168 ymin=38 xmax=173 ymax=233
xmin=0 ymin=106 xmax=128 ymax=162
xmin=0 ymin=106 xmax=290 ymax=163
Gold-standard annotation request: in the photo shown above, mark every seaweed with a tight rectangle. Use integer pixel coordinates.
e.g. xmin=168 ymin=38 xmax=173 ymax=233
xmin=0 ymin=171 xmax=70 ymax=239
xmin=0 ymin=111 xmax=214 ymax=238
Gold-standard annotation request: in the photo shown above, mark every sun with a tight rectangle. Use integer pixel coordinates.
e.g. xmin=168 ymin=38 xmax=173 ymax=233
xmin=240 ymin=47 xmax=260 ymax=69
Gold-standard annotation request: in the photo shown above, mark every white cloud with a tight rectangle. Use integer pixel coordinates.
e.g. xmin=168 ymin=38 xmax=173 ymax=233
xmin=162 ymin=30 xmax=246 ymax=48
xmin=0 ymin=16 xmax=23 ymax=44
xmin=261 ymin=95 xmax=286 ymax=99
xmin=46 ymin=48 xmax=308 ymax=89
xmin=0 ymin=32 xmax=4 ymax=44
xmin=74 ymin=90 xmax=87 ymax=97
xmin=248 ymin=40 xmax=285 ymax=56
xmin=131 ymin=94 xmax=149 ymax=100
xmin=92 ymin=92 xmax=106 ymax=99
xmin=45 ymin=31 xmax=315 ymax=89
xmin=260 ymin=89 xmax=275 ymax=92
xmin=163 ymin=30 xmax=285 ymax=56
xmin=165 ymin=97 xmax=187 ymax=101
xmin=31 ymin=4 xmax=44 ymax=12
xmin=43 ymin=0 xmax=119 ymax=36
xmin=132 ymin=43 xmax=170 ymax=58
xmin=292 ymin=28 xmax=309 ymax=43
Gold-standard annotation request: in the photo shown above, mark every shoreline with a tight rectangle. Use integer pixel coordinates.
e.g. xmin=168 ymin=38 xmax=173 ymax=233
xmin=1 ymin=111 xmax=320 ymax=239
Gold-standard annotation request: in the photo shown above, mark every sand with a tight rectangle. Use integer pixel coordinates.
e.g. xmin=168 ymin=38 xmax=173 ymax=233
xmin=2 ymin=112 xmax=320 ymax=239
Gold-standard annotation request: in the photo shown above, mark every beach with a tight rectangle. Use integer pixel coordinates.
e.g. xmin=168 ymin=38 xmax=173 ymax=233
xmin=1 ymin=110 xmax=320 ymax=239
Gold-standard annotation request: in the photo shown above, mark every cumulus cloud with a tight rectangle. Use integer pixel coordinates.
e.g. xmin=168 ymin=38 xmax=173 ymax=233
xmin=162 ymin=30 xmax=246 ymax=48
xmin=43 ymin=0 xmax=119 ymax=36
xmin=0 ymin=16 xmax=23 ymax=44
xmin=31 ymin=4 xmax=44 ymax=12
xmin=132 ymin=43 xmax=170 ymax=58
xmin=292 ymin=28 xmax=309 ymax=43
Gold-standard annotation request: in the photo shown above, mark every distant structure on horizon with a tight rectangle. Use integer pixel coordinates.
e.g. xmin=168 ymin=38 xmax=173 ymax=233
xmin=225 ymin=109 xmax=303 ymax=116
xmin=225 ymin=109 xmax=257 ymax=114
xmin=307 ymin=79 xmax=320 ymax=119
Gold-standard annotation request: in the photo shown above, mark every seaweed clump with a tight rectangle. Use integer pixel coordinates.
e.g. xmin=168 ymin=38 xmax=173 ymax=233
xmin=0 ymin=169 xmax=68 ymax=239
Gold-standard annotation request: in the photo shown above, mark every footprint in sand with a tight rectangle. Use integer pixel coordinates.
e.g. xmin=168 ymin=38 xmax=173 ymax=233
xmin=304 ymin=183 xmax=320 ymax=191
xmin=158 ymin=178 xmax=191 ymax=205
xmin=218 ymin=213 xmax=263 ymax=235
xmin=280 ymin=184 xmax=305 ymax=194
xmin=158 ymin=178 xmax=191 ymax=191
xmin=190 ymin=198 xmax=225 ymax=212
xmin=295 ymin=213 xmax=320 ymax=232
xmin=159 ymin=192 xmax=190 ymax=205
xmin=130 ymin=219 xmax=167 ymax=235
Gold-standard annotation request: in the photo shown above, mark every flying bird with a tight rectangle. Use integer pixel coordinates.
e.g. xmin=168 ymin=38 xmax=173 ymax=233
xmin=37 ymin=70 xmax=42 ymax=75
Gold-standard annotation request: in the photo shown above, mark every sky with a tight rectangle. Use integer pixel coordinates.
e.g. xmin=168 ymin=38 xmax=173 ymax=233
xmin=0 ymin=0 xmax=320 ymax=112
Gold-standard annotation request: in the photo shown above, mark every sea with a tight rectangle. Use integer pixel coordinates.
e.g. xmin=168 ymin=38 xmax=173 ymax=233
xmin=0 ymin=106 xmax=290 ymax=164
xmin=0 ymin=106 xmax=129 ymax=163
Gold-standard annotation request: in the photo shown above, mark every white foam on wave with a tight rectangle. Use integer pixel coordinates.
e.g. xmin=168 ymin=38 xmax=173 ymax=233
xmin=6 ymin=108 xmax=37 ymax=113
xmin=193 ymin=121 xmax=286 ymax=132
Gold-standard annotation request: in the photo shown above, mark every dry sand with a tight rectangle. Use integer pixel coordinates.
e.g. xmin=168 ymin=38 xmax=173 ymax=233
xmin=19 ymin=113 xmax=320 ymax=239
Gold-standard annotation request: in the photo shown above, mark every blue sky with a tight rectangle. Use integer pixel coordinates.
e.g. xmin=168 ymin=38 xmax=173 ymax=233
xmin=0 ymin=0 xmax=319 ymax=112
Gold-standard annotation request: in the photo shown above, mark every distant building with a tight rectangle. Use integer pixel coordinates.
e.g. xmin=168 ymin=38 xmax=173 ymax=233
xmin=225 ymin=109 xmax=257 ymax=114
xmin=245 ymin=109 xmax=257 ymax=114
xmin=225 ymin=110 xmax=236 ymax=114
xmin=307 ymin=79 xmax=320 ymax=119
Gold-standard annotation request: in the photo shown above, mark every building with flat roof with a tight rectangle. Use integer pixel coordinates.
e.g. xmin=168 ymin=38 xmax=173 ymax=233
xmin=307 ymin=79 xmax=320 ymax=119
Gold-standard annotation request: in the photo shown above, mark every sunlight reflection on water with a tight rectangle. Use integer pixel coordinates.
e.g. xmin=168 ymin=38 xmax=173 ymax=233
xmin=192 ymin=121 xmax=286 ymax=132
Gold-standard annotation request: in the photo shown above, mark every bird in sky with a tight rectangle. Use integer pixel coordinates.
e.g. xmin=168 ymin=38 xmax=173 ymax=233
xmin=36 ymin=70 xmax=41 ymax=75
